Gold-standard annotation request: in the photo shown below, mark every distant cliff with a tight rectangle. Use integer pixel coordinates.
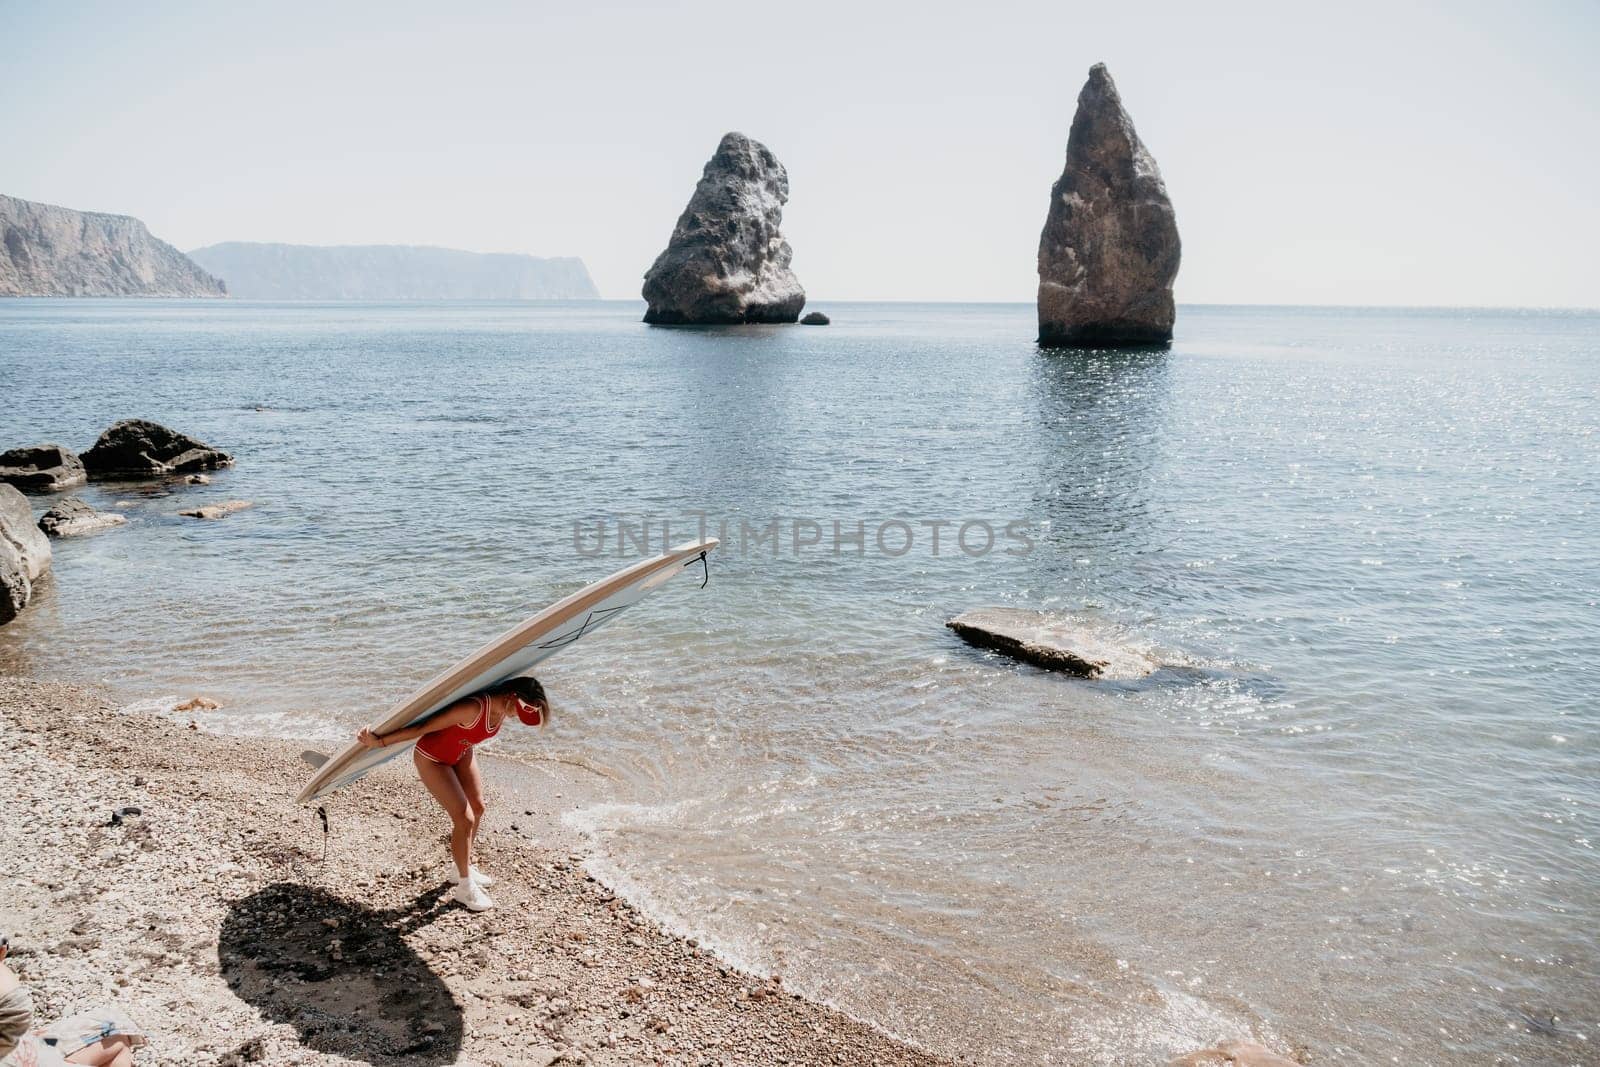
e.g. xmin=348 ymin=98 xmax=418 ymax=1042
xmin=0 ymin=194 xmax=226 ymax=297
xmin=187 ymin=242 xmax=600 ymax=300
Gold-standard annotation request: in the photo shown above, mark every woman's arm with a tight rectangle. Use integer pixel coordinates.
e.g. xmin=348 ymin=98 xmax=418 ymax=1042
xmin=357 ymin=700 xmax=476 ymax=749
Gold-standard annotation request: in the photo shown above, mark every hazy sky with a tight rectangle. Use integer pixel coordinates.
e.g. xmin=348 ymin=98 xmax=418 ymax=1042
xmin=3 ymin=1 xmax=1597 ymax=305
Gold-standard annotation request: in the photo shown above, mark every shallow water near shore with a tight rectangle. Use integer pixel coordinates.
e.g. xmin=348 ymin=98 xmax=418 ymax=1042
xmin=2 ymin=299 xmax=1598 ymax=1062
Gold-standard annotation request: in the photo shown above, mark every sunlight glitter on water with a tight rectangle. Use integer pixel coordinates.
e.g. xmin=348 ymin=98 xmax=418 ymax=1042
xmin=3 ymin=300 xmax=1598 ymax=1062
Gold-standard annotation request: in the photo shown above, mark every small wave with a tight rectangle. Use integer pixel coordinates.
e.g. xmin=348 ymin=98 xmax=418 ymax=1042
xmin=1071 ymin=987 xmax=1275 ymax=1064
xmin=564 ymin=798 xmax=775 ymax=979
xmin=117 ymin=695 xmax=184 ymax=716
xmin=563 ymin=797 xmax=700 ymax=837
xmin=564 ymin=808 xmax=943 ymax=1059
xmin=116 ymin=695 xmax=348 ymax=743
xmin=489 ymin=748 xmax=619 ymax=781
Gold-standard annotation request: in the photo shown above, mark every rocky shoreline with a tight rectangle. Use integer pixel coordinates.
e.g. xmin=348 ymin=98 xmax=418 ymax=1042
xmin=0 ymin=677 xmax=952 ymax=1067
xmin=2 ymin=420 xmax=238 ymax=622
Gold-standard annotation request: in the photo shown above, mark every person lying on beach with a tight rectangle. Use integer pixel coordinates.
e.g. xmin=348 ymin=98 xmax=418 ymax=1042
xmin=355 ymin=676 xmax=548 ymax=912
xmin=0 ymin=936 xmax=146 ymax=1067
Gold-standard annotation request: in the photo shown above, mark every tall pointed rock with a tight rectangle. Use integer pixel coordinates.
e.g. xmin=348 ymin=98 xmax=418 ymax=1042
xmin=1037 ymin=64 xmax=1180 ymax=347
xmin=643 ymin=133 xmax=806 ymax=325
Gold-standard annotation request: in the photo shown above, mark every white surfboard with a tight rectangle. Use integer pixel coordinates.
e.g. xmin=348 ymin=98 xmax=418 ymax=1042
xmin=297 ymin=537 xmax=717 ymax=804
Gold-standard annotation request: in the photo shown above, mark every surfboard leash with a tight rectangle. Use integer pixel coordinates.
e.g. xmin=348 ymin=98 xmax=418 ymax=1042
xmin=316 ymin=805 xmax=330 ymax=873
xmin=269 ymin=804 xmax=331 ymax=882
xmin=685 ymin=550 xmax=710 ymax=588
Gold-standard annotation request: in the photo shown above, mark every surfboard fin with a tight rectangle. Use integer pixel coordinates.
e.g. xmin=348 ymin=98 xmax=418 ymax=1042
xmin=300 ymin=750 xmax=330 ymax=769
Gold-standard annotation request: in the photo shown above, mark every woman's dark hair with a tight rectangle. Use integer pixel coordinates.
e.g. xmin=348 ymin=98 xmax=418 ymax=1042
xmin=485 ymin=675 xmax=547 ymax=719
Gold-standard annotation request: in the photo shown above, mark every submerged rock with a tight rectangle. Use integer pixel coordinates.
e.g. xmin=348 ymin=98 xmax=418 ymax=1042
xmin=1 ymin=485 xmax=53 ymax=624
xmin=1168 ymin=1040 xmax=1304 ymax=1067
xmin=642 ymin=132 xmax=806 ymax=325
xmin=0 ymin=444 xmax=87 ymax=492
xmin=1037 ymin=63 xmax=1180 ymax=347
xmin=81 ymin=420 xmax=233 ymax=479
xmin=800 ymin=311 xmax=830 ymax=325
xmin=946 ymin=608 xmax=1158 ymax=679
xmin=37 ymin=496 xmax=127 ymax=538
xmin=179 ymin=500 xmax=253 ymax=520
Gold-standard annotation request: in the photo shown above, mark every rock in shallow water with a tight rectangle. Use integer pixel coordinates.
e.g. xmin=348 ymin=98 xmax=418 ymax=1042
xmin=1 ymin=484 xmax=52 ymax=624
xmin=37 ymin=496 xmax=127 ymax=538
xmin=800 ymin=311 xmax=830 ymax=325
xmin=0 ymin=444 xmax=87 ymax=492
xmin=1168 ymin=1039 xmax=1304 ymax=1067
xmin=81 ymin=419 xmax=233 ymax=479
xmin=946 ymin=607 xmax=1158 ymax=679
xmin=642 ymin=132 xmax=806 ymax=325
xmin=178 ymin=500 xmax=253 ymax=520
xmin=1037 ymin=63 xmax=1180 ymax=348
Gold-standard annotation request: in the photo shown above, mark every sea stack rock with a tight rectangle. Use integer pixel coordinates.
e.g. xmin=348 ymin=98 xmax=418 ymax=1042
xmin=1037 ymin=64 xmax=1180 ymax=347
xmin=642 ymin=133 xmax=806 ymax=325
xmin=1 ymin=485 xmax=52 ymax=624
xmin=81 ymin=419 xmax=233 ymax=479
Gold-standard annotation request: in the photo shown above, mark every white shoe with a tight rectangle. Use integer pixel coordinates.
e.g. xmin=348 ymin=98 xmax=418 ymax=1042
xmin=447 ymin=865 xmax=495 ymax=888
xmin=454 ymin=878 xmax=495 ymax=912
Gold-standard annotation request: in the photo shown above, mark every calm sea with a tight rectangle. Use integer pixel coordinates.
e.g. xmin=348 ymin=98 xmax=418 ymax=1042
xmin=2 ymin=300 xmax=1597 ymax=1063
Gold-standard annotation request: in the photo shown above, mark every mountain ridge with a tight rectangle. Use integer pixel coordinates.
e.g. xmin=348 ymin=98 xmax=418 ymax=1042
xmin=188 ymin=241 xmax=600 ymax=300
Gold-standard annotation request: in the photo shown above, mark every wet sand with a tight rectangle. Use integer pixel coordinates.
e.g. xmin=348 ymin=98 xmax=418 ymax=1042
xmin=0 ymin=676 xmax=953 ymax=1067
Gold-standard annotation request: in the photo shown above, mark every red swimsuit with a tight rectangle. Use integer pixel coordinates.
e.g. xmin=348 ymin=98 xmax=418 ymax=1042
xmin=415 ymin=694 xmax=500 ymax=766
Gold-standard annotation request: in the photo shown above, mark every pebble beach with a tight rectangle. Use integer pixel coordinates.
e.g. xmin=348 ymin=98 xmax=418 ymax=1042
xmin=0 ymin=676 xmax=956 ymax=1067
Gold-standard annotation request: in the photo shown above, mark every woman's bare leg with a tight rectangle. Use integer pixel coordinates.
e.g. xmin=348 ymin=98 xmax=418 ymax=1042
xmin=414 ymin=748 xmax=474 ymax=880
xmin=453 ymin=748 xmax=488 ymax=871
xmin=65 ymin=1035 xmax=134 ymax=1067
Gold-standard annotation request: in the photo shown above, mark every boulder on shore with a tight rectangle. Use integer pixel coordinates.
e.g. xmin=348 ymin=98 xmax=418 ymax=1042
xmin=81 ymin=420 xmax=233 ymax=479
xmin=1037 ymin=63 xmax=1180 ymax=347
xmin=947 ymin=608 xmax=1158 ymax=680
xmin=37 ymin=496 xmax=127 ymax=538
xmin=0 ymin=444 xmax=87 ymax=492
xmin=1 ymin=485 xmax=53 ymax=624
xmin=642 ymin=132 xmax=806 ymax=325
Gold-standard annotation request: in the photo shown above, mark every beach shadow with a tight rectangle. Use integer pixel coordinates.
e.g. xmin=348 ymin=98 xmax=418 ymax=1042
xmin=219 ymin=883 xmax=462 ymax=1065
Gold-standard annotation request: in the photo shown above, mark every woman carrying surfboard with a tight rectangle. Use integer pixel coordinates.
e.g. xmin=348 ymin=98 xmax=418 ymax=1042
xmin=356 ymin=676 xmax=548 ymax=912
